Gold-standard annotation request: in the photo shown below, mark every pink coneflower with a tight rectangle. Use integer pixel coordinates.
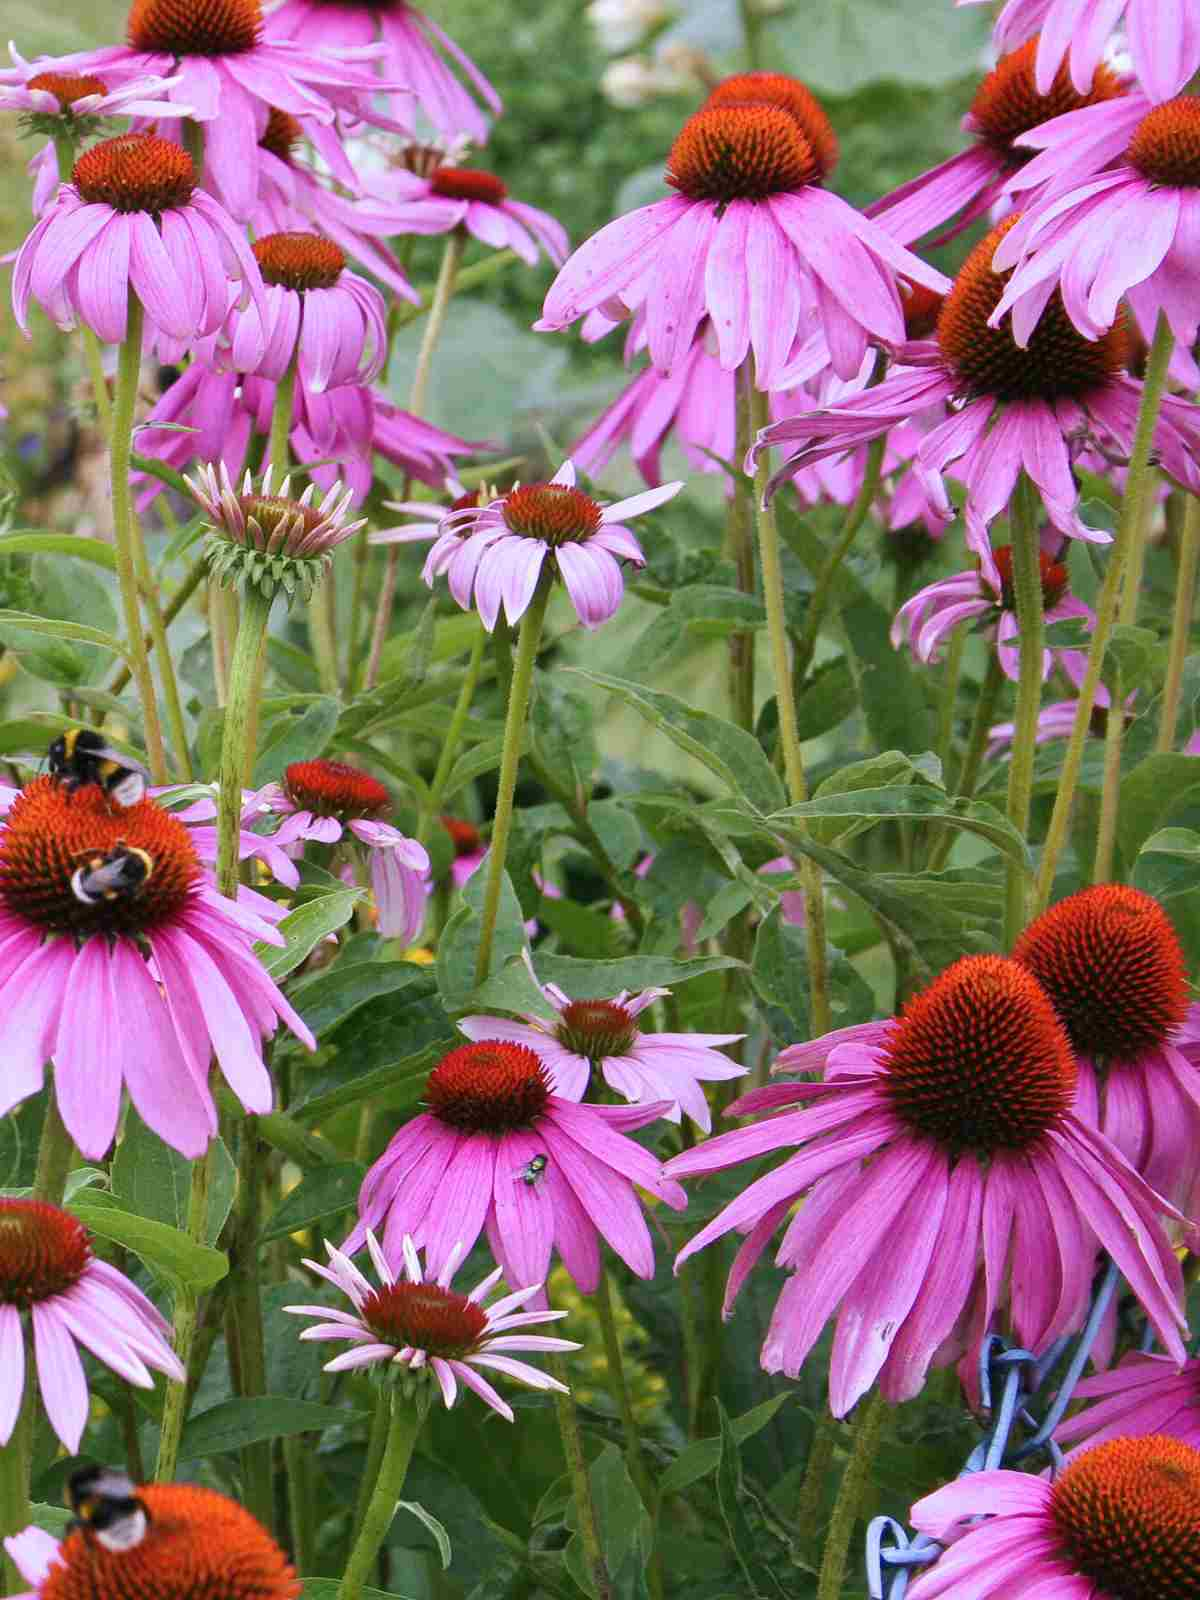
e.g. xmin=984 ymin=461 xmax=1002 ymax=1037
xmin=369 ymin=481 xmax=465 ymax=552
xmin=12 ymin=132 xmax=263 ymax=345
xmin=904 ymin=1434 xmax=1200 ymax=1600
xmin=892 ymin=540 xmax=1093 ymax=678
xmin=0 ymin=1198 xmax=183 ymax=1451
xmin=431 ymin=459 xmax=681 ymax=631
xmin=263 ymin=759 xmax=429 ymax=943
xmin=667 ymin=954 xmax=1187 ymax=1417
xmin=159 ymin=783 xmax=302 ymax=890
xmin=54 ymin=0 xmax=406 ymax=221
xmin=537 ymin=79 xmax=949 ymax=385
xmin=1055 ymin=1353 xmax=1200 ymax=1454
xmin=211 ymin=231 xmax=388 ymax=391
xmin=286 ymin=1232 xmax=577 ymax=1421
xmin=750 ymin=218 xmax=1200 ymax=583
xmin=991 ymin=94 xmax=1200 ymax=350
xmin=0 ymin=776 xmax=314 ymax=1159
xmin=265 ymin=0 xmax=501 ymax=145
xmin=871 ymin=36 xmax=1127 ymax=245
xmin=986 ymin=678 xmax=1128 ymax=755
xmin=344 ymin=1039 xmax=687 ymax=1292
xmin=958 ymin=0 xmax=1200 ymax=103
xmin=1013 ymin=885 xmax=1200 ymax=1220
xmin=457 ymin=956 xmax=744 ymax=1130
xmin=439 ymin=814 xmax=485 ymax=888
xmin=355 ymin=163 xmax=568 ymax=268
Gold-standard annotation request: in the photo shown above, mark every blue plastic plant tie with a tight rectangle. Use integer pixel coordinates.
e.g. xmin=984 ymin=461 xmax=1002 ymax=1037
xmin=1011 ymin=1260 xmax=1120 ymax=1461
xmin=982 ymin=1361 xmax=1024 ymax=1470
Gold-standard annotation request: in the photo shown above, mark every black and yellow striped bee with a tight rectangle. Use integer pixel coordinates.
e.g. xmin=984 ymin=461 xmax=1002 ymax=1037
xmin=67 ymin=1466 xmax=149 ymax=1553
xmin=48 ymin=729 xmax=148 ymax=808
xmin=70 ymin=844 xmax=155 ymax=906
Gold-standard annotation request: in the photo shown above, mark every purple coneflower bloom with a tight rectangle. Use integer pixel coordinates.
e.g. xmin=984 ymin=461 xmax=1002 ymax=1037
xmin=159 ymin=783 xmax=303 ymax=890
xmin=986 ymin=679 xmax=1127 ymax=755
xmin=286 ymin=1233 xmax=577 ymax=1421
xmin=1055 ymin=1353 xmax=1200 ymax=1454
xmin=0 ymin=1198 xmax=183 ymax=1451
xmin=344 ymin=1039 xmax=686 ymax=1292
xmin=893 ymin=539 xmax=1092 ymax=678
xmin=958 ymin=0 xmax=1200 ymax=103
xmin=211 ymin=230 xmax=390 ymax=390
xmin=750 ymin=218 xmax=1200 ymax=584
xmin=430 ymin=458 xmax=681 ymax=631
xmin=667 ymin=954 xmax=1187 ymax=1417
xmin=1014 ymin=885 xmax=1200 ymax=1223
xmin=265 ymin=0 xmax=501 ymax=145
xmin=992 ymin=93 xmax=1200 ymax=350
xmin=12 ymin=132 xmax=263 ymax=346
xmin=457 ymin=953 xmax=745 ymax=1129
xmin=262 ymin=759 xmax=429 ymax=944
xmin=355 ymin=163 xmax=568 ymax=268
xmin=0 ymin=776 xmax=314 ymax=1159
xmin=905 ymin=1434 xmax=1200 ymax=1599
xmin=537 ymin=76 xmax=949 ymax=385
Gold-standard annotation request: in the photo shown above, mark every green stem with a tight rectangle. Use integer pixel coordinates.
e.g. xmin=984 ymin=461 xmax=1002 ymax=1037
xmin=1157 ymin=491 xmax=1200 ymax=752
xmin=210 ymin=583 xmax=236 ymax=706
xmin=32 ymin=1097 xmax=74 ymax=1204
xmin=284 ymin=1435 xmax=315 ymax=1574
xmin=226 ymin=1116 xmax=272 ymax=1528
xmin=524 ymin=750 xmax=646 ymax=936
xmin=795 ymin=1412 xmax=839 ymax=1562
xmin=473 ymin=578 xmax=551 ymax=986
xmin=81 ymin=327 xmax=113 ymax=435
xmin=269 ymin=360 xmax=296 ymax=479
xmin=728 ymin=359 xmax=757 ymax=731
xmin=751 ymin=384 xmax=830 ymax=1035
xmin=131 ymin=511 xmax=194 ymax=780
xmin=1032 ymin=313 xmax=1176 ymax=914
xmin=216 ymin=586 xmax=275 ymax=896
xmin=738 ymin=0 xmax=764 ymax=67
xmin=814 ymin=1391 xmax=887 ymax=1600
xmin=593 ymin=1267 xmax=652 ymax=1510
xmin=1118 ymin=465 xmax=1157 ymax=627
xmin=338 ymin=1389 xmax=430 ymax=1600
xmin=0 ymin=1372 xmax=32 ymax=1591
xmin=418 ymin=626 xmax=486 ymax=843
xmin=927 ymin=652 xmax=1006 ymax=872
xmin=112 ymin=293 xmax=168 ymax=783
xmin=1003 ymin=473 xmax=1043 ymax=947
xmin=106 ymin=555 xmax=206 ymax=697
xmin=389 ymin=248 xmax=515 ymax=331
xmin=549 ymin=1351 xmax=612 ymax=1600
xmin=934 ymin=625 xmax=967 ymax=776
xmin=155 ymin=1147 xmax=211 ymax=1482
xmin=351 ymin=1391 xmax=393 ymax=1544
xmin=1093 ymin=665 xmax=1124 ymax=882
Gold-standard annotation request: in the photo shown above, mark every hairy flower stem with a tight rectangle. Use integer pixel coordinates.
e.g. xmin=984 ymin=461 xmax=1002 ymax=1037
xmin=796 ymin=1412 xmax=838 ymax=1562
xmin=1003 ymin=474 xmax=1043 ymax=946
xmin=738 ymin=0 xmax=764 ymax=67
xmin=216 ymin=585 xmax=275 ymax=895
xmin=155 ymin=1147 xmax=211 ymax=1483
xmin=594 ymin=1266 xmax=652 ymax=1510
xmin=226 ymin=1117 xmax=272 ymax=1528
xmin=1093 ymin=665 xmax=1124 ymax=882
xmin=0 ymin=1375 xmax=33 ymax=1592
xmin=112 ymin=294 xmax=168 ymax=783
xmin=751 ymin=384 xmax=831 ymax=1035
xmin=549 ymin=1351 xmax=613 ymax=1600
xmin=365 ymin=230 xmax=465 ymax=692
xmin=728 ymin=360 xmax=757 ymax=731
xmin=107 ymin=557 xmax=207 ymax=696
xmin=474 ymin=577 xmax=552 ymax=986
xmin=32 ymin=1098 xmax=74 ymax=1205
xmin=935 ymin=626 xmax=967 ymax=775
xmin=1158 ymin=491 xmax=1200 ymax=751
xmin=815 ymin=1390 xmax=887 ymax=1600
xmin=927 ymin=653 xmax=1006 ymax=872
xmin=418 ymin=626 xmax=486 ymax=844
xmin=339 ymin=1390 xmax=431 ymax=1600
xmin=1033 ymin=314 xmax=1175 ymax=913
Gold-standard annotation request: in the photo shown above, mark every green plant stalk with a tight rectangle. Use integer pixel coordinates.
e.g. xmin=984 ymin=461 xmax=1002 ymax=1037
xmin=728 ymin=359 xmax=757 ymax=731
xmin=927 ymin=652 xmax=1006 ymax=872
xmin=132 ymin=512 xmax=195 ymax=781
xmin=107 ymin=555 xmax=207 ymax=696
xmin=284 ymin=1434 xmax=315 ymax=1574
xmin=1093 ymin=664 xmax=1124 ymax=882
xmin=593 ymin=1266 xmax=653 ymax=1510
xmin=934 ymin=625 xmax=967 ymax=774
xmin=112 ymin=294 xmax=168 ymax=783
xmin=795 ymin=1412 xmax=839 ymax=1562
xmin=210 ymin=582 xmax=236 ymax=706
xmin=815 ymin=1390 xmax=887 ymax=1600
xmin=738 ymin=0 xmax=764 ymax=67
xmin=473 ymin=577 xmax=552 ymax=985
xmin=338 ymin=1388 xmax=431 ymax=1600
xmin=32 ymin=1097 xmax=74 ymax=1204
xmin=390 ymin=248 xmax=515 ymax=330
xmin=524 ymin=748 xmax=646 ymax=936
xmin=365 ymin=230 xmax=465 ymax=691
xmin=418 ymin=626 xmax=486 ymax=843
xmin=351 ymin=1390 xmax=393 ymax=1544
xmin=549 ymin=1351 xmax=612 ymax=1600
xmin=226 ymin=1116 xmax=272 ymax=1528
xmin=1157 ymin=490 xmax=1200 ymax=752
xmin=751 ymin=385 xmax=831 ymax=1034
xmin=0 ymin=1373 xmax=32 ymax=1592
xmin=155 ymin=1149 xmax=211 ymax=1482
xmin=1033 ymin=314 xmax=1176 ymax=913
xmin=216 ymin=585 xmax=275 ymax=896
xmin=1003 ymin=473 xmax=1043 ymax=946
xmin=52 ymin=132 xmax=115 ymax=441
xmin=269 ymin=359 xmax=296 ymax=479
xmin=1118 ymin=466 xmax=1157 ymax=626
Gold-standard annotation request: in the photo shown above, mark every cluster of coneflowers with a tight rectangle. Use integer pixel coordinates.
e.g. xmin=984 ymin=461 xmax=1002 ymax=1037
xmin=0 ymin=0 xmax=1198 ymax=1597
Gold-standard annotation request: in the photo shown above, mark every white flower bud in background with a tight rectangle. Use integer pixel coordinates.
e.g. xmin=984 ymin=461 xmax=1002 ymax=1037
xmin=587 ymin=0 xmax=674 ymax=55
xmin=599 ymin=51 xmax=692 ymax=108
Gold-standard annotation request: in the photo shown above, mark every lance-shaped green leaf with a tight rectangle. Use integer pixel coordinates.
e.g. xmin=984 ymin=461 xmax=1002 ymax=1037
xmin=0 ymin=533 xmax=117 ymax=570
xmin=0 ymin=610 xmax=129 ymax=657
xmin=257 ymin=888 xmax=363 ymax=980
xmin=769 ymin=786 xmax=1032 ymax=869
xmin=70 ymin=1201 xmax=228 ymax=1291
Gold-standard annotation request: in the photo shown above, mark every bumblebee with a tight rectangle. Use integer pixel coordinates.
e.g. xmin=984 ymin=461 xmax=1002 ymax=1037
xmin=48 ymin=729 xmax=147 ymax=808
xmin=516 ymin=1153 xmax=548 ymax=1188
xmin=67 ymin=1466 xmax=149 ymax=1553
xmin=70 ymin=844 xmax=154 ymax=906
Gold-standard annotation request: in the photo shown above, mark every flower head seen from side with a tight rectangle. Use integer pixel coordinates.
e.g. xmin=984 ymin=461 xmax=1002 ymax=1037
xmin=190 ymin=461 xmax=364 ymax=602
xmin=1013 ymin=884 xmax=1200 ymax=1219
xmin=5 ymin=1477 xmax=299 ymax=1600
xmin=344 ymin=1039 xmax=687 ymax=1293
xmin=537 ymin=74 xmax=949 ymax=386
xmin=360 ymin=162 xmax=568 ymax=268
xmin=0 ymin=1199 xmax=183 ymax=1451
xmin=286 ymin=1233 xmax=577 ymax=1421
xmin=0 ymin=775 xmax=315 ymax=1159
xmin=958 ymin=0 xmax=1200 ymax=104
xmin=666 ymin=954 xmax=1187 ymax=1417
xmin=431 ymin=459 xmax=681 ymax=631
xmin=12 ymin=131 xmax=264 ymax=345
xmin=750 ymin=216 xmax=1200 ymax=584
xmin=458 ymin=955 xmax=745 ymax=1130
xmin=892 ymin=539 xmax=1093 ymax=680
xmin=905 ymin=1434 xmax=1200 ymax=1600
xmin=1054 ymin=1353 xmax=1200 ymax=1456
xmin=439 ymin=814 xmax=486 ymax=888
xmin=265 ymin=758 xmax=429 ymax=943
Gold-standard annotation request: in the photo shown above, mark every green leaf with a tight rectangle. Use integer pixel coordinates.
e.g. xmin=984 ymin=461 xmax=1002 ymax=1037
xmin=303 ymin=1581 xmax=415 ymax=1600
xmin=1102 ymin=623 xmax=1159 ymax=698
xmin=29 ymin=1503 xmax=73 ymax=1538
xmin=535 ymin=895 xmax=624 ymax=958
xmin=291 ymin=960 xmax=436 ymax=1037
xmin=0 ymin=532 xmax=116 ymax=570
xmin=566 ymin=1446 xmax=651 ymax=1600
xmin=0 ymin=610 xmax=128 ymax=657
xmin=252 ymin=697 xmax=341 ymax=786
xmin=294 ymin=1042 xmax=444 ymax=1126
xmin=572 ymin=668 xmax=786 ymax=815
xmin=794 ymin=655 xmax=858 ymax=742
xmin=1138 ymin=827 xmax=1200 ymax=862
xmin=1118 ymin=753 xmax=1200 ymax=864
xmin=260 ymin=1161 xmax=365 ymax=1240
xmin=111 ymin=1114 xmax=235 ymax=1246
xmin=440 ymin=733 xmax=516 ymax=800
xmin=438 ymin=867 xmax=527 ymax=1012
xmin=70 ymin=1201 xmax=228 ymax=1291
xmin=773 ymin=786 xmax=1031 ymax=869
xmin=765 ymin=0 xmax=989 ymax=93
xmin=751 ymin=907 xmax=876 ymax=1041
xmin=398 ymin=1503 xmax=452 ymax=1570
xmin=258 ymin=889 xmax=363 ymax=980
xmin=532 ymin=953 xmax=743 ymax=1002
xmin=660 ymin=1394 xmax=791 ymax=1494
xmin=180 ymin=1396 xmax=365 ymax=1458
xmin=530 ymin=678 xmax=597 ymax=798
xmin=714 ymin=1403 xmax=768 ymax=1599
